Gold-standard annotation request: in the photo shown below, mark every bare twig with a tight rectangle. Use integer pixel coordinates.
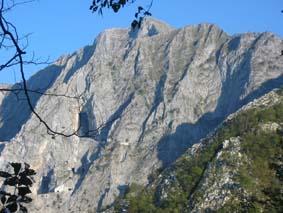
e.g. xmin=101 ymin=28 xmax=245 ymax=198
xmin=2 ymin=0 xmax=36 ymax=13
xmin=0 ymin=0 xmax=137 ymax=138
xmin=0 ymin=0 xmax=83 ymax=137
xmin=0 ymin=87 xmax=81 ymax=99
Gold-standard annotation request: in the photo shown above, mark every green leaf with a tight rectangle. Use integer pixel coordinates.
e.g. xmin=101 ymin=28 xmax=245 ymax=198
xmin=19 ymin=176 xmax=32 ymax=186
xmin=7 ymin=195 xmax=17 ymax=203
xmin=18 ymin=187 xmax=31 ymax=197
xmin=6 ymin=202 xmax=18 ymax=213
xmin=24 ymin=163 xmax=30 ymax=170
xmin=20 ymin=205 xmax=28 ymax=213
xmin=4 ymin=177 xmax=18 ymax=186
xmin=131 ymin=20 xmax=138 ymax=29
xmin=111 ymin=3 xmax=120 ymax=13
xmin=19 ymin=196 xmax=32 ymax=203
xmin=20 ymin=168 xmax=36 ymax=177
xmin=10 ymin=163 xmax=21 ymax=175
xmin=144 ymin=11 xmax=152 ymax=16
xmin=1 ymin=195 xmax=6 ymax=204
xmin=0 ymin=171 xmax=12 ymax=178
xmin=0 ymin=191 xmax=11 ymax=196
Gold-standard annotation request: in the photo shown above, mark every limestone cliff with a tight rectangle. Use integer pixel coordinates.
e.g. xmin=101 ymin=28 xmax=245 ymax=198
xmin=119 ymin=88 xmax=283 ymax=212
xmin=0 ymin=18 xmax=282 ymax=212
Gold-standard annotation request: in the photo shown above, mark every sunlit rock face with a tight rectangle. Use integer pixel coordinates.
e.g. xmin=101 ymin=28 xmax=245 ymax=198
xmin=0 ymin=18 xmax=282 ymax=212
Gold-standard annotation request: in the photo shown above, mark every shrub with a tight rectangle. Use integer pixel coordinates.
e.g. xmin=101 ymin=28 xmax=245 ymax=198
xmin=0 ymin=162 xmax=36 ymax=213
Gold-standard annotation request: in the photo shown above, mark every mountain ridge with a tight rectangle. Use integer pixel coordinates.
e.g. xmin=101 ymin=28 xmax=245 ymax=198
xmin=117 ymin=87 xmax=283 ymax=212
xmin=0 ymin=18 xmax=282 ymax=212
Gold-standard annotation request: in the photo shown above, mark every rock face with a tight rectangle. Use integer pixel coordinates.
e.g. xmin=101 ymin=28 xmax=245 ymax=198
xmin=0 ymin=18 xmax=282 ymax=212
xmin=123 ymin=89 xmax=283 ymax=212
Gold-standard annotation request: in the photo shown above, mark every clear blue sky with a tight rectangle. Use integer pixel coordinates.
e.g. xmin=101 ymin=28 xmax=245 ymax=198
xmin=0 ymin=0 xmax=282 ymax=83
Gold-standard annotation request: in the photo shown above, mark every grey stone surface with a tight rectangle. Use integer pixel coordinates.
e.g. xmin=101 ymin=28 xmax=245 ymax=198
xmin=0 ymin=18 xmax=282 ymax=212
xmin=152 ymin=89 xmax=283 ymax=212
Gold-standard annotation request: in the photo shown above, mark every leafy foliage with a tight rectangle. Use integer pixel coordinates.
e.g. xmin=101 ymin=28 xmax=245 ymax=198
xmin=90 ymin=0 xmax=152 ymax=29
xmin=0 ymin=163 xmax=36 ymax=213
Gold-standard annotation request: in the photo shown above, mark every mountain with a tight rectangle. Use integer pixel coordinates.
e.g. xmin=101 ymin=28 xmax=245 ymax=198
xmin=115 ymin=88 xmax=283 ymax=212
xmin=0 ymin=18 xmax=282 ymax=212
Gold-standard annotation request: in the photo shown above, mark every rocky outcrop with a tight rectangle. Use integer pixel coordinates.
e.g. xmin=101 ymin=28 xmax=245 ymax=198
xmin=0 ymin=18 xmax=282 ymax=212
xmin=120 ymin=88 xmax=283 ymax=212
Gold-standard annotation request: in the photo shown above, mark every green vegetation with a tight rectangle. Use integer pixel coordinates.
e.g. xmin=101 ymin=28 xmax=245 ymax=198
xmin=235 ymin=129 xmax=283 ymax=212
xmin=115 ymin=90 xmax=283 ymax=212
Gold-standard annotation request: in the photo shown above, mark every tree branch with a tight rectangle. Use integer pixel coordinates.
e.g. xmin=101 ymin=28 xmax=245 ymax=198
xmin=0 ymin=0 xmax=89 ymax=138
